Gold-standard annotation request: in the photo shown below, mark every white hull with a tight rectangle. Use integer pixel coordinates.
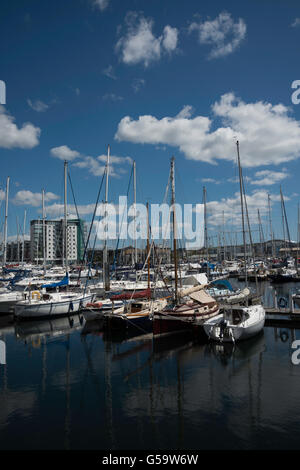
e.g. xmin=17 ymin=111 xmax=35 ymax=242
xmin=0 ymin=292 xmax=25 ymax=314
xmin=84 ymin=299 xmax=124 ymax=311
xmin=15 ymin=293 xmax=95 ymax=319
xmin=203 ymin=305 xmax=265 ymax=343
xmin=0 ymin=299 xmax=21 ymax=314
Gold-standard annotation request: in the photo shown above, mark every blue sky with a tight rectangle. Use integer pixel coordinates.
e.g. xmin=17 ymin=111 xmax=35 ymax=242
xmin=1 ymin=0 xmax=300 ymax=249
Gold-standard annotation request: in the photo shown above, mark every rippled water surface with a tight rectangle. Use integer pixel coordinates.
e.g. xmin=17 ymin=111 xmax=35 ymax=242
xmin=1 ymin=280 xmax=300 ymax=450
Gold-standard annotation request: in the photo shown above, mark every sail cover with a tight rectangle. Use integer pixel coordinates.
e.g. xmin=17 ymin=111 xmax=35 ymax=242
xmin=189 ymin=290 xmax=215 ymax=304
xmin=41 ymin=274 xmax=69 ymax=289
xmin=178 ymin=283 xmax=208 ymax=298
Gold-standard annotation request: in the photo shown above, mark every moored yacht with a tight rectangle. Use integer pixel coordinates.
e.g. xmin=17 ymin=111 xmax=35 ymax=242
xmin=203 ymin=304 xmax=265 ymax=343
xmin=14 ymin=288 xmax=95 ymax=319
xmin=153 ymin=285 xmax=219 ymax=337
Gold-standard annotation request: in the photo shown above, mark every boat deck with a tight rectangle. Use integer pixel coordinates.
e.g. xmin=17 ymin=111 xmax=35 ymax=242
xmin=218 ymin=303 xmax=300 ymax=324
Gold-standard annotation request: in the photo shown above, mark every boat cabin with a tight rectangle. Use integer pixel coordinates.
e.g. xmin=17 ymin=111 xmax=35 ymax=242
xmin=224 ymin=307 xmax=249 ymax=325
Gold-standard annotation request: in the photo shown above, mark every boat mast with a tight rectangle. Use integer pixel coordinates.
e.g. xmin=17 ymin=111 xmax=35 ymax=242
xmin=203 ymin=186 xmax=209 ymax=277
xmin=170 ymin=157 xmax=178 ymax=304
xmin=241 ymin=170 xmax=254 ymax=262
xmin=268 ymin=194 xmax=275 ymax=258
xmin=280 ymin=186 xmax=291 ymax=257
xmin=36 ymin=217 xmax=40 ymax=265
xmin=297 ymin=203 xmax=300 ymax=271
xmin=103 ymin=145 xmax=110 ymax=292
xmin=222 ymin=210 xmax=226 ymax=262
xmin=257 ymin=209 xmax=264 ymax=258
xmin=236 ymin=141 xmax=247 ymax=286
xmin=22 ymin=209 xmax=26 ymax=265
xmin=3 ymin=176 xmax=9 ymax=266
xmin=133 ymin=160 xmax=137 ymax=267
xmin=16 ymin=216 xmax=20 ymax=263
xmin=64 ymin=161 xmax=68 ymax=272
xmin=217 ymin=232 xmax=221 ymax=264
xmin=42 ymin=188 xmax=46 ymax=274
xmin=147 ymin=201 xmax=151 ymax=298
xmin=280 ymin=186 xmax=287 ymax=257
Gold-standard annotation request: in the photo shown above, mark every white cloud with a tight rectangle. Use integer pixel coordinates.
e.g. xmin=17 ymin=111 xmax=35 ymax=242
xmin=189 ymin=11 xmax=246 ymax=59
xmin=50 ymin=145 xmax=81 ymax=161
xmin=102 ymin=93 xmax=123 ymax=102
xmin=251 ymin=169 xmax=289 ymax=186
xmin=201 ymin=178 xmax=220 ymax=184
xmin=8 ymin=234 xmax=30 ymax=242
xmin=132 ymin=78 xmax=145 ymax=93
xmin=97 ymin=154 xmax=132 ymax=164
xmin=227 ymin=175 xmax=251 ymax=184
xmin=93 ymin=0 xmax=109 ymax=11
xmin=176 ymin=105 xmax=194 ymax=119
xmin=45 ymin=203 xmax=96 ymax=217
xmin=204 ymin=189 xmax=283 ymax=228
xmin=115 ymin=12 xmax=178 ymax=67
xmin=27 ymin=99 xmax=49 ymax=112
xmin=74 ymin=156 xmax=106 ymax=177
xmin=103 ymin=65 xmax=117 ymax=80
xmin=291 ymin=18 xmax=300 ymax=27
xmin=115 ymin=92 xmax=300 ymax=168
xmin=13 ymin=190 xmax=59 ymax=207
xmin=0 ymin=105 xmax=40 ymax=149
xmin=73 ymin=154 xmax=131 ymax=178
xmin=162 ymin=25 xmax=179 ymax=53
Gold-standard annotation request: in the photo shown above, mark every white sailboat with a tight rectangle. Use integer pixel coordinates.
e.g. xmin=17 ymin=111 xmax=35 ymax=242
xmin=203 ymin=304 xmax=265 ymax=343
xmin=14 ymin=289 xmax=94 ymax=319
xmin=14 ymin=161 xmax=95 ymax=319
xmin=203 ymin=141 xmax=265 ymax=343
xmin=153 ymin=158 xmax=220 ymax=337
xmin=109 ymin=297 xmax=168 ymax=332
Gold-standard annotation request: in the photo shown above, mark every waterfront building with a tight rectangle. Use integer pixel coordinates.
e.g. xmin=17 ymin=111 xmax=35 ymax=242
xmin=6 ymin=240 xmax=31 ymax=263
xmin=30 ymin=218 xmax=86 ymax=264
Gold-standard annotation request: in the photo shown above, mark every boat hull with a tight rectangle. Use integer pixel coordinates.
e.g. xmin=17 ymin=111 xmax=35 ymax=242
xmin=14 ymin=294 xmax=95 ymax=319
xmin=0 ymin=298 xmax=22 ymax=314
xmin=107 ymin=313 xmax=153 ymax=332
xmin=269 ymin=274 xmax=300 ymax=283
xmin=203 ymin=307 xmax=265 ymax=343
xmin=153 ymin=307 xmax=219 ymax=337
xmin=153 ymin=315 xmax=200 ymax=337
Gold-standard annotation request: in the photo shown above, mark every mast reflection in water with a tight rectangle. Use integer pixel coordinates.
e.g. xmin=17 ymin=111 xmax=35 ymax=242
xmin=1 ymin=308 xmax=300 ymax=450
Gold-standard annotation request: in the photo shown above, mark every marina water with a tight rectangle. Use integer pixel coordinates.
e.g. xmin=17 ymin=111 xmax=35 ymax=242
xmin=1 ymin=279 xmax=300 ymax=450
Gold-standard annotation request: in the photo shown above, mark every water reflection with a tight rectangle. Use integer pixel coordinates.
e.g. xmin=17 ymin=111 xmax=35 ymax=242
xmin=15 ymin=314 xmax=86 ymax=344
xmin=0 ymin=315 xmax=15 ymax=338
xmin=207 ymin=331 xmax=266 ymax=365
xmin=1 ymin=302 xmax=300 ymax=449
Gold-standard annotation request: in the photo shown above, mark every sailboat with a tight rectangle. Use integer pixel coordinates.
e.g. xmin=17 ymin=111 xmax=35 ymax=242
xmin=14 ymin=161 xmax=95 ymax=320
xmin=107 ymin=297 xmax=168 ymax=333
xmin=153 ymin=157 xmax=220 ymax=337
xmin=105 ymin=202 xmax=169 ymax=332
xmin=203 ymin=303 xmax=265 ymax=343
xmin=203 ymin=141 xmax=265 ymax=343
